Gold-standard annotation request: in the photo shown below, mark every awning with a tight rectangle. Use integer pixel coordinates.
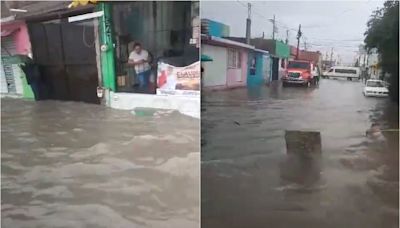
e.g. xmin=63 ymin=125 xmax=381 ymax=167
xmin=201 ymin=54 xmax=213 ymax=62
xmin=1 ymin=27 xmax=19 ymax=37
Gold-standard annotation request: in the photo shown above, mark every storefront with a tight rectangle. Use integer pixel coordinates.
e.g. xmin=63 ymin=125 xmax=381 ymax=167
xmin=249 ymin=38 xmax=289 ymax=81
xmin=1 ymin=20 xmax=34 ymax=98
xmin=109 ymin=1 xmax=199 ymax=94
xmin=247 ymin=49 xmax=271 ymax=86
xmin=100 ymin=1 xmax=200 ymax=118
xmin=1 ymin=1 xmax=101 ymax=103
xmin=1 ymin=1 xmax=200 ymax=117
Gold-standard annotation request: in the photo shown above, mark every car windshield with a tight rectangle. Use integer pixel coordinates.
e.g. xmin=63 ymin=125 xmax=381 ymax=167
xmin=367 ymin=81 xmax=384 ymax=87
xmin=288 ymin=61 xmax=309 ymax=69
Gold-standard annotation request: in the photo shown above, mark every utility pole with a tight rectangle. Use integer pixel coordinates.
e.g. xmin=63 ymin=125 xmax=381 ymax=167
xmin=304 ymin=38 xmax=307 ymax=51
xmin=296 ymin=24 xmax=302 ymax=59
xmin=262 ymin=32 xmax=265 ymax=39
xmin=285 ymin=29 xmax=289 ymax=44
xmin=245 ymin=3 xmax=251 ymax=44
xmin=270 ymin=14 xmax=276 ymax=40
xmin=330 ymin=47 xmax=334 ymax=66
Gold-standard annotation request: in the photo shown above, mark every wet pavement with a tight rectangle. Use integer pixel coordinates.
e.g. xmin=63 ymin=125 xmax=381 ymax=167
xmin=202 ymin=79 xmax=399 ymax=228
xmin=1 ymin=99 xmax=200 ymax=228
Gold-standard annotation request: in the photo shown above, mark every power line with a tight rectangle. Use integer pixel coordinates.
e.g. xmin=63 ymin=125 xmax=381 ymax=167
xmin=236 ymin=1 xmax=294 ymax=37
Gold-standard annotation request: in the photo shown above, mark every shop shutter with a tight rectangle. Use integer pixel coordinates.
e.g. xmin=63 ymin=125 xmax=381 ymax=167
xmin=1 ymin=36 xmax=18 ymax=94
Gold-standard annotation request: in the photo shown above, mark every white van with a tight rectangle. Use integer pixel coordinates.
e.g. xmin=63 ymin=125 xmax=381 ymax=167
xmin=323 ymin=66 xmax=360 ymax=80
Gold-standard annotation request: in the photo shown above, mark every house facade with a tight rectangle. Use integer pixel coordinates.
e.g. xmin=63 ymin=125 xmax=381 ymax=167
xmin=234 ymin=38 xmax=289 ymax=81
xmin=1 ymin=1 xmax=200 ymax=118
xmin=289 ymin=46 xmax=322 ymax=72
xmin=247 ymin=49 xmax=271 ymax=86
xmin=202 ymin=35 xmax=250 ymax=90
xmin=1 ymin=3 xmax=34 ymax=98
xmin=367 ymin=48 xmax=381 ymax=79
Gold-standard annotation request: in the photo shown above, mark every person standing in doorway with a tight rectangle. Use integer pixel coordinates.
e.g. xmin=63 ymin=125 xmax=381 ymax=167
xmin=128 ymin=43 xmax=151 ymax=92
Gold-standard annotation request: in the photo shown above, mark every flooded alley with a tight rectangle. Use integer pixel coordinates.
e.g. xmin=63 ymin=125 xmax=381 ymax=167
xmin=1 ymin=99 xmax=200 ymax=228
xmin=202 ymin=79 xmax=399 ymax=228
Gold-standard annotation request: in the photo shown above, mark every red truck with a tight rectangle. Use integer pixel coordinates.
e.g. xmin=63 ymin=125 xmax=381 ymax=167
xmin=282 ymin=60 xmax=318 ymax=87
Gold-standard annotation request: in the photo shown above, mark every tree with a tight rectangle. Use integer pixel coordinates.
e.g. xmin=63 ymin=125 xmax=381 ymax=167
xmin=364 ymin=1 xmax=399 ymax=102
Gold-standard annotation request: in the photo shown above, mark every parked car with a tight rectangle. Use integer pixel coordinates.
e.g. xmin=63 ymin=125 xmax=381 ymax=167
xmin=323 ymin=66 xmax=360 ymax=80
xmin=282 ymin=60 xmax=316 ymax=87
xmin=363 ymin=79 xmax=389 ymax=97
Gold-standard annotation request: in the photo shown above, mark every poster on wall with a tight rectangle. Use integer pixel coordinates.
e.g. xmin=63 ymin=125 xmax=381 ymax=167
xmin=156 ymin=61 xmax=200 ymax=96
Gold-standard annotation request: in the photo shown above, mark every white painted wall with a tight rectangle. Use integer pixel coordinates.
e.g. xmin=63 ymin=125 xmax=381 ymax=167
xmin=368 ymin=50 xmax=381 ymax=79
xmin=263 ymin=55 xmax=271 ymax=82
xmin=202 ymin=44 xmax=227 ymax=87
xmin=108 ymin=91 xmax=200 ymax=119
xmin=12 ymin=65 xmax=23 ymax=95
xmin=278 ymin=58 xmax=287 ymax=79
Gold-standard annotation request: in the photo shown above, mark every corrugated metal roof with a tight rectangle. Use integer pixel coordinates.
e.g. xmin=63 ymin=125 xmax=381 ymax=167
xmin=1 ymin=1 xmax=94 ymax=22
xmin=254 ymin=48 xmax=269 ymax=55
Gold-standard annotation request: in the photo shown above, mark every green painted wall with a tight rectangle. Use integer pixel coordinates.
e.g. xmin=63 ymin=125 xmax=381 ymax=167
xmin=20 ymin=69 xmax=34 ymax=99
xmin=98 ymin=2 xmax=116 ymax=91
xmin=275 ymin=41 xmax=290 ymax=58
xmin=2 ymin=55 xmax=34 ymax=99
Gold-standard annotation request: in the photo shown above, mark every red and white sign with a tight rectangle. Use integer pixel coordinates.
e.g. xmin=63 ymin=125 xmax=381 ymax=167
xmin=157 ymin=61 xmax=200 ymax=96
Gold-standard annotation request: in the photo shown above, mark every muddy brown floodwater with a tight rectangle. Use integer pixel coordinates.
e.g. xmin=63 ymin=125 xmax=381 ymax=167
xmin=202 ymin=79 xmax=399 ymax=228
xmin=1 ymin=98 xmax=199 ymax=228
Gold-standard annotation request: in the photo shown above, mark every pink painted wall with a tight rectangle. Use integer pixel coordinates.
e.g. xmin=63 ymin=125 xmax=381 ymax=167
xmin=226 ymin=50 xmax=248 ymax=88
xmin=1 ymin=21 xmax=31 ymax=55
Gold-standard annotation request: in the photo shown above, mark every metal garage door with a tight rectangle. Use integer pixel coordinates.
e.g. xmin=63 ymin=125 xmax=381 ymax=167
xmin=28 ymin=19 xmax=100 ymax=104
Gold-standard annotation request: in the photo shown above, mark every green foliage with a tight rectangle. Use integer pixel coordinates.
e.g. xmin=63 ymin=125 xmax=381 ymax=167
xmin=364 ymin=1 xmax=399 ymax=102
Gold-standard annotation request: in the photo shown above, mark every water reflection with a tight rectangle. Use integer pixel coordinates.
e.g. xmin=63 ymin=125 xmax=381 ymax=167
xmin=279 ymin=154 xmax=322 ymax=191
xmin=247 ymin=85 xmax=262 ymax=100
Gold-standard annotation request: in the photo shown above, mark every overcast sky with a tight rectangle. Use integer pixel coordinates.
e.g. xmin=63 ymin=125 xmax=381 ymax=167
xmin=201 ymin=0 xmax=384 ymax=64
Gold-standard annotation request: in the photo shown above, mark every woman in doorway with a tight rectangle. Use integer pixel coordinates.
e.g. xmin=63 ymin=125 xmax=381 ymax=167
xmin=128 ymin=42 xmax=151 ymax=93
xmin=127 ymin=42 xmax=138 ymax=88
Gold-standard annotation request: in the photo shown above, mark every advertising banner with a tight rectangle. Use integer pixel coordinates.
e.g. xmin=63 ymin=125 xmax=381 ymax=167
xmin=157 ymin=61 xmax=200 ymax=96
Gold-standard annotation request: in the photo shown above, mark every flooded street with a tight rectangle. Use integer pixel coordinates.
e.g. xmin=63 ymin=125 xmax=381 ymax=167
xmin=1 ymin=99 xmax=199 ymax=228
xmin=202 ymin=79 xmax=399 ymax=228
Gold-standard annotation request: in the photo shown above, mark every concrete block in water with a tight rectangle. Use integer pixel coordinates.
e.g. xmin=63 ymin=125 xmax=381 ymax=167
xmin=285 ymin=130 xmax=322 ymax=155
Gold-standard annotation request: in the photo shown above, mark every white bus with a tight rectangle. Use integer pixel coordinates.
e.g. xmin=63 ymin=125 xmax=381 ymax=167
xmin=323 ymin=66 xmax=360 ymax=80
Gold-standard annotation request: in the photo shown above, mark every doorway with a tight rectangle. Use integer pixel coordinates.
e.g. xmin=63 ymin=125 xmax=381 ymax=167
xmin=272 ymin=57 xmax=279 ymax=81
